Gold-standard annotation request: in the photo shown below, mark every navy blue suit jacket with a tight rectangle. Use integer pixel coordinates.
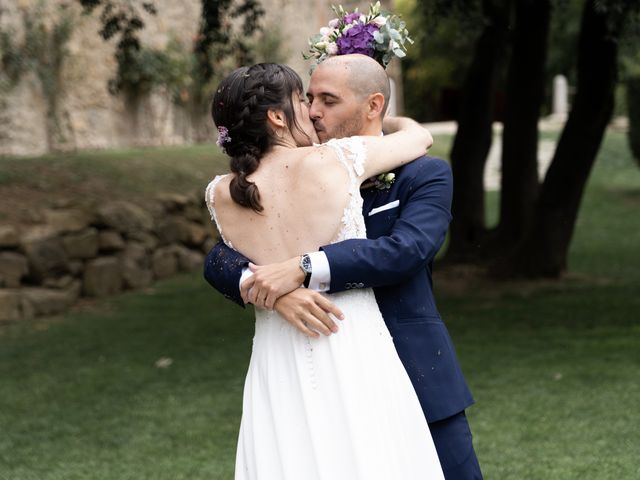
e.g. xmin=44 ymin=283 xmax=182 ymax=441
xmin=204 ymin=156 xmax=474 ymax=422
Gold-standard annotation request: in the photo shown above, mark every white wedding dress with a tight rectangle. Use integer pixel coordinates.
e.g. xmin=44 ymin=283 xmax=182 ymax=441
xmin=206 ymin=138 xmax=444 ymax=480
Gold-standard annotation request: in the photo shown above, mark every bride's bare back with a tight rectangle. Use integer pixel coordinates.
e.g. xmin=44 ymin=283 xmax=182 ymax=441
xmin=208 ymin=142 xmax=356 ymax=265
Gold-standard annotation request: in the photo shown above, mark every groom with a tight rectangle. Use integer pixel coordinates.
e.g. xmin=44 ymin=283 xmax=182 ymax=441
xmin=204 ymin=54 xmax=482 ymax=479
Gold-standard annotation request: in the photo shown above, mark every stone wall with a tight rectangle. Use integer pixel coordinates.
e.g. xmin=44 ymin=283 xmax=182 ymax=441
xmin=0 ymin=192 xmax=217 ymax=323
xmin=0 ymin=0 xmax=397 ymax=156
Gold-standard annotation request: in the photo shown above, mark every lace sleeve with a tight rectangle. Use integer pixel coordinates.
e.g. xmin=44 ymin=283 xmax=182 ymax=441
xmin=204 ymin=174 xmax=233 ymax=248
xmin=322 ymin=137 xmax=367 ymax=182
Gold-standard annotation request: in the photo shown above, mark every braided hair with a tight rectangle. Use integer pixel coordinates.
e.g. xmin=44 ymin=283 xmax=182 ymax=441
xmin=212 ymin=63 xmax=308 ymax=212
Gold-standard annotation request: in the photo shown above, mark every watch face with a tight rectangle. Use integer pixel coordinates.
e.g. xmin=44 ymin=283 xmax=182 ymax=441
xmin=301 ymin=255 xmax=312 ymax=272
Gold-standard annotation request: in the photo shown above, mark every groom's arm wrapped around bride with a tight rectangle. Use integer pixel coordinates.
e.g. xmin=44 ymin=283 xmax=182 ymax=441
xmin=205 ymin=156 xmax=475 ymax=423
xmin=204 ymin=155 xmax=451 ymax=308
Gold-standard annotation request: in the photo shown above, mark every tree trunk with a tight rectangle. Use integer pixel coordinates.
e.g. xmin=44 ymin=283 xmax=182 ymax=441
xmin=507 ymin=0 xmax=626 ymax=277
xmin=446 ymin=0 xmax=511 ymax=262
xmin=495 ymin=0 xmax=550 ymax=250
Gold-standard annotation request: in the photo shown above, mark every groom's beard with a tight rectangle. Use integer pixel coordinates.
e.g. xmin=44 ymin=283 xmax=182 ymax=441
xmin=315 ymin=115 xmax=364 ymax=142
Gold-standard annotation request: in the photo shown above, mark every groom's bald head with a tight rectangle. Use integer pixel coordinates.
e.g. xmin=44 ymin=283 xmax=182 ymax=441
xmin=317 ymin=54 xmax=390 ymax=115
xmin=307 ymin=54 xmax=390 ymax=141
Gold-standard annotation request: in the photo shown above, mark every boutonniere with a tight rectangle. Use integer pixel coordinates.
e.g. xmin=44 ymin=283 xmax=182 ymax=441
xmin=372 ymin=172 xmax=396 ymax=190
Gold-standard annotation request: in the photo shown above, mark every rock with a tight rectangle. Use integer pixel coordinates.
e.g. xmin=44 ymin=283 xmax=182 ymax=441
xmin=52 ymin=198 xmax=75 ymax=209
xmin=69 ymin=260 xmax=84 ymax=276
xmin=0 ymin=225 xmax=19 ymax=248
xmin=185 ymin=222 xmax=208 ymax=247
xmin=20 ymin=225 xmax=58 ymax=244
xmin=20 ymin=281 xmax=81 ymax=317
xmin=152 ymin=246 xmax=178 ymax=279
xmin=0 ymin=290 xmax=24 ymax=323
xmin=201 ymin=237 xmax=217 ymax=254
xmin=98 ymin=230 xmax=125 ymax=252
xmin=183 ymin=204 xmax=208 ymax=224
xmin=172 ymin=245 xmax=205 ymax=272
xmin=156 ymin=216 xmax=183 ymax=245
xmin=155 ymin=193 xmax=190 ymax=213
xmin=157 ymin=216 xmax=207 ymax=247
xmin=119 ymin=243 xmax=153 ymax=289
xmin=20 ymin=227 xmax=70 ymax=282
xmin=62 ymin=228 xmax=99 ymax=259
xmin=96 ymin=201 xmax=154 ymax=236
xmin=126 ymin=231 xmax=158 ymax=251
xmin=43 ymin=275 xmax=76 ymax=290
xmin=0 ymin=252 xmax=29 ymax=288
xmin=83 ymin=257 xmax=122 ymax=297
xmin=43 ymin=208 xmax=93 ymax=234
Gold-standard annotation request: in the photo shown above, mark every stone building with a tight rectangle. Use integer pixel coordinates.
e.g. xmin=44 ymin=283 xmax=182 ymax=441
xmin=0 ymin=0 xmax=398 ymax=156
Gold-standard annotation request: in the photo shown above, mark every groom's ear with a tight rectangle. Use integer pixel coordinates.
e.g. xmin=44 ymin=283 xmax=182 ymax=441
xmin=366 ymin=93 xmax=386 ymax=120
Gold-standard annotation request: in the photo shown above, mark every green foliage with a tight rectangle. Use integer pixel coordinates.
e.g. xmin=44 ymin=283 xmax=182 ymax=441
xmin=396 ymin=0 xmax=480 ymax=121
xmin=0 ymin=4 xmax=74 ymax=91
xmin=76 ymin=0 xmax=265 ymax=108
xmin=251 ymin=24 xmax=289 ymax=64
xmin=0 ymin=3 xmax=74 ymax=147
xmin=108 ymin=39 xmax=193 ymax=99
xmin=191 ymin=0 xmax=265 ymax=106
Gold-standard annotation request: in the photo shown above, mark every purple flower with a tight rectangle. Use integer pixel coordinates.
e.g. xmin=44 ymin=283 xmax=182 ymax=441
xmin=336 ymin=23 xmax=379 ymax=57
xmin=343 ymin=12 xmax=362 ymax=24
xmin=216 ymin=126 xmax=231 ymax=147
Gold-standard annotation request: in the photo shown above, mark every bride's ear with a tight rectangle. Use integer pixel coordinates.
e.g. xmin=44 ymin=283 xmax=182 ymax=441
xmin=266 ymin=109 xmax=286 ymax=129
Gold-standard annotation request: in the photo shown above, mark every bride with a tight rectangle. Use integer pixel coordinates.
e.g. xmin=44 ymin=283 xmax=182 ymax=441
xmin=206 ymin=62 xmax=444 ymax=480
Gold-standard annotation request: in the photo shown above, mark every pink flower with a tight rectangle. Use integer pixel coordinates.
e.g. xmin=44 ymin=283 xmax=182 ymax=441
xmin=371 ymin=16 xmax=387 ymax=27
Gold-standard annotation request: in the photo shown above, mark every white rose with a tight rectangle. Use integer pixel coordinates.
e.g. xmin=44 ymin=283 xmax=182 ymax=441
xmin=320 ymin=27 xmax=332 ymax=37
xmin=326 ymin=43 xmax=338 ymax=55
xmin=371 ymin=16 xmax=387 ymax=27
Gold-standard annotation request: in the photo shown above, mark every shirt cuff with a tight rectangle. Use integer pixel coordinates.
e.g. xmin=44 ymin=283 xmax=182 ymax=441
xmin=308 ymin=251 xmax=330 ymax=292
xmin=239 ymin=267 xmax=254 ymax=291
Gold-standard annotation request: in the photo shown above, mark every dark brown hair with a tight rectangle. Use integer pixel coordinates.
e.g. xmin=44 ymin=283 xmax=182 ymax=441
xmin=212 ymin=63 xmax=308 ymax=212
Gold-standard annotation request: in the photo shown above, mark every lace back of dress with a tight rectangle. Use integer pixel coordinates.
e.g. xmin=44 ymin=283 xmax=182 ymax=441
xmin=323 ymin=137 xmax=368 ymax=242
xmin=205 ymin=174 xmax=234 ymax=249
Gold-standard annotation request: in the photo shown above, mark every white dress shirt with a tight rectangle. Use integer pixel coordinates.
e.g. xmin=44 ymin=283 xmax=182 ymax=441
xmin=239 ymin=251 xmax=331 ymax=293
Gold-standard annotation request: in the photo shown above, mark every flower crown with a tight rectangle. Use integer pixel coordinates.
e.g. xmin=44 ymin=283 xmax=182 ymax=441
xmin=304 ymin=2 xmax=413 ymax=70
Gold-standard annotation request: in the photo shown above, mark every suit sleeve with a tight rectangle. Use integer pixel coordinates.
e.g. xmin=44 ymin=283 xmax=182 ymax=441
xmin=320 ymin=158 xmax=452 ymax=292
xmin=203 ymin=240 xmax=251 ymax=307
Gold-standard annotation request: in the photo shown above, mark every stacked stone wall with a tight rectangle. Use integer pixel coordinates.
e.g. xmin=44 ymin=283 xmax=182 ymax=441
xmin=0 ymin=193 xmax=217 ymax=323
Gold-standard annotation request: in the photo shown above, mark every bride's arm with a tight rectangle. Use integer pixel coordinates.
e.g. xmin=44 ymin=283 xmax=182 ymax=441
xmin=359 ymin=116 xmax=433 ymax=180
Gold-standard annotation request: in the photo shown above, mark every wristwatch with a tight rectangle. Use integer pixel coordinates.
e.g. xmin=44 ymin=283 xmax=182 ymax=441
xmin=299 ymin=254 xmax=312 ymax=288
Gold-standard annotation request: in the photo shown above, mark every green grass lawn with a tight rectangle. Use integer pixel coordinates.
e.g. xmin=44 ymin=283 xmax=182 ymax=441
xmin=1 ymin=132 xmax=639 ymax=479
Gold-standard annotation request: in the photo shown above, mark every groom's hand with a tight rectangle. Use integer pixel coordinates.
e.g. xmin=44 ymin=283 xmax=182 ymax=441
xmin=274 ymin=289 xmax=344 ymax=338
xmin=241 ymin=257 xmax=305 ymax=309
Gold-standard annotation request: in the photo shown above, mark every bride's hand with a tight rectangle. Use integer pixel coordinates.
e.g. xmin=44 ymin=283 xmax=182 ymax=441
xmin=274 ymin=289 xmax=344 ymax=338
xmin=382 ymin=116 xmax=433 ymax=150
xmin=241 ymin=258 xmax=305 ymax=309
